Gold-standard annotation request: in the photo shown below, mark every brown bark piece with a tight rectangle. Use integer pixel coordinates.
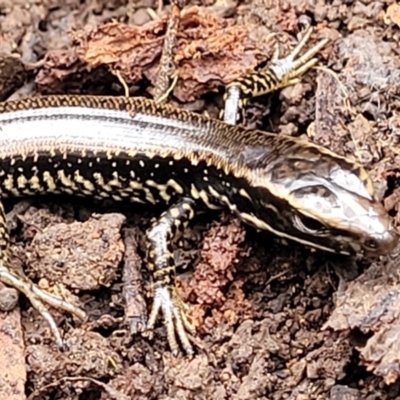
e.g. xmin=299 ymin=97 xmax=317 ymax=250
xmin=314 ymin=70 xmax=349 ymax=151
xmin=37 ymin=7 xmax=272 ymax=102
xmin=121 ymin=228 xmax=147 ymax=334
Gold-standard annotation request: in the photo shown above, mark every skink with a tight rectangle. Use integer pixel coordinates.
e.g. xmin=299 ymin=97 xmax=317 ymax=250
xmin=0 ymin=28 xmax=396 ymax=356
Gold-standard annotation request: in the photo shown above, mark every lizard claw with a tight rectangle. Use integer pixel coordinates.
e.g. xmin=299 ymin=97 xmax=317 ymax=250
xmin=0 ymin=264 xmax=86 ymax=349
xmin=146 ymin=285 xmax=195 ymax=356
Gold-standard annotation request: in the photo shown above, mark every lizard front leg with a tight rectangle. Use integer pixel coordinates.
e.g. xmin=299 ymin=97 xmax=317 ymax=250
xmin=145 ymin=197 xmax=197 ymax=355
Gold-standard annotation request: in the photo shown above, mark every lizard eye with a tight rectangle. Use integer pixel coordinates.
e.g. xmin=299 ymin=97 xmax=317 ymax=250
xmin=364 ymin=239 xmax=378 ymax=250
xmin=293 ymin=214 xmax=329 ymax=236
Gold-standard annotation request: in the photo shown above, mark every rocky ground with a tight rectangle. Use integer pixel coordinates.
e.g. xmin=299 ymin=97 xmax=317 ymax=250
xmin=0 ymin=0 xmax=400 ymax=399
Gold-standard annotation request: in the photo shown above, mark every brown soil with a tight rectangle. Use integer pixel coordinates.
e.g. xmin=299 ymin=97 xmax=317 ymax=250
xmin=1 ymin=1 xmax=400 ymax=399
